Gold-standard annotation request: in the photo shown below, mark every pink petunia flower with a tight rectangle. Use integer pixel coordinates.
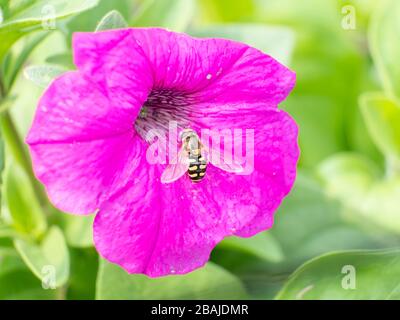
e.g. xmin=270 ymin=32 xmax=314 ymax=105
xmin=26 ymin=28 xmax=299 ymax=277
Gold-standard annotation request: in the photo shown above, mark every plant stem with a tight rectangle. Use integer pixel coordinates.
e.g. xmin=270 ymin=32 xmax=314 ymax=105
xmin=0 ymin=79 xmax=48 ymax=206
xmin=56 ymin=285 xmax=67 ymax=300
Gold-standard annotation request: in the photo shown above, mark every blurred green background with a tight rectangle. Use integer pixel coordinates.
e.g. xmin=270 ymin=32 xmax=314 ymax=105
xmin=1 ymin=0 xmax=400 ymax=300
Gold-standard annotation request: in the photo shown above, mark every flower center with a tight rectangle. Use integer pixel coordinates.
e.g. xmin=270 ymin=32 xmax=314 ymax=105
xmin=135 ymin=89 xmax=194 ymax=143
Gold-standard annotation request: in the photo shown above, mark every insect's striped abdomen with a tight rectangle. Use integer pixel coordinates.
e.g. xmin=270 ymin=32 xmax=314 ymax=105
xmin=187 ymin=151 xmax=207 ymax=182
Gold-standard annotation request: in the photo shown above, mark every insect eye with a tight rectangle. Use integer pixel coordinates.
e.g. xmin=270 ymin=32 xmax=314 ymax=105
xmin=180 ymin=128 xmax=196 ymax=141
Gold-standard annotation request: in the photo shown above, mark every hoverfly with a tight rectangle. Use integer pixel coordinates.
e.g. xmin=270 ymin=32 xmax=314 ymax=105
xmin=161 ymin=129 xmax=243 ymax=184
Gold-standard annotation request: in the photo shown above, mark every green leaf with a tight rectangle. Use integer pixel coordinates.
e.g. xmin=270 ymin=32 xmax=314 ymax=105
xmin=197 ymin=0 xmax=255 ymax=22
xmin=191 ymin=24 xmax=295 ymax=65
xmin=67 ymin=248 xmax=98 ymax=300
xmin=3 ymin=31 xmax=50 ymax=92
xmin=0 ymin=5 xmax=3 ymax=24
xmin=131 ymin=0 xmax=195 ymax=32
xmin=318 ymin=153 xmax=400 ymax=234
xmin=5 ymin=164 xmax=47 ymax=238
xmin=0 ymin=254 xmax=56 ymax=299
xmin=243 ymin=0 xmax=368 ymax=167
xmin=95 ymin=10 xmax=128 ymax=31
xmin=0 ymin=0 xmax=99 ymax=62
xmin=0 ymin=130 xmax=4 ymax=215
xmin=96 ymin=260 xmax=248 ymax=300
xmin=218 ymin=232 xmax=284 ymax=263
xmin=360 ymin=92 xmax=400 ymax=160
xmin=276 ymin=249 xmax=400 ymax=300
xmin=24 ymin=64 xmax=67 ymax=88
xmin=0 ymin=225 xmax=17 ymax=238
xmin=0 ymin=95 xmax=16 ymax=113
xmin=270 ymin=173 xmax=387 ymax=270
xmin=14 ymin=226 xmax=70 ymax=287
xmin=65 ymin=0 xmax=132 ymax=36
xmin=222 ymin=173 xmax=389 ymax=299
xmin=45 ymin=53 xmax=74 ymax=69
xmin=317 ymin=153 xmax=381 ymax=199
xmin=369 ymin=0 xmax=400 ymax=99
xmin=63 ymin=214 xmax=94 ymax=248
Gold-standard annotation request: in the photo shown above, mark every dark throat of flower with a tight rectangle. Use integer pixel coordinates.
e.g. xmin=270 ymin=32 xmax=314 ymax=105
xmin=134 ymin=89 xmax=195 ymax=143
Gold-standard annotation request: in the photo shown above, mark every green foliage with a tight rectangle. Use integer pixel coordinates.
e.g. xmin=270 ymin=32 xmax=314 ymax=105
xmin=14 ymin=226 xmax=70 ymax=287
xmin=24 ymin=64 xmax=67 ymax=88
xmin=67 ymin=248 xmax=98 ymax=299
xmin=65 ymin=0 xmax=133 ymax=36
xmin=191 ymin=24 xmax=294 ymax=65
xmin=369 ymin=0 xmax=400 ymax=99
xmin=5 ymin=164 xmax=47 ymax=238
xmin=0 ymin=0 xmax=99 ymax=63
xmin=131 ymin=0 xmax=195 ymax=31
xmin=0 ymin=131 xmax=4 ymax=209
xmin=318 ymin=154 xmax=400 ymax=234
xmin=218 ymin=232 xmax=284 ymax=263
xmin=276 ymin=249 xmax=400 ymax=300
xmin=270 ymin=174 xmax=387 ymax=270
xmin=96 ymin=260 xmax=248 ymax=300
xmin=3 ymin=32 xmax=49 ymax=92
xmin=1 ymin=0 xmax=400 ymax=300
xmin=45 ymin=53 xmax=74 ymax=69
xmin=62 ymin=215 xmax=94 ymax=248
xmin=360 ymin=93 xmax=400 ymax=161
xmin=95 ymin=10 xmax=128 ymax=31
xmin=0 ymin=253 xmax=56 ymax=299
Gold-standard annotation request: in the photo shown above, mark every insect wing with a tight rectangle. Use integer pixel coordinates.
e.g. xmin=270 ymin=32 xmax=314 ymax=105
xmin=202 ymin=142 xmax=243 ymax=173
xmin=161 ymin=147 xmax=190 ymax=184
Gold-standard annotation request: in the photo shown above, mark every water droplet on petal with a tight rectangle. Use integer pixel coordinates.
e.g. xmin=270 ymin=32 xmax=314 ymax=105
xmin=206 ymin=73 xmax=212 ymax=80
xmin=170 ymin=268 xmax=176 ymax=274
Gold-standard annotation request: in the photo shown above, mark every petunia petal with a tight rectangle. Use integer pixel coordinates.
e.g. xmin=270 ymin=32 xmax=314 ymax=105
xmin=119 ymin=28 xmax=295 ymax=106
xmin=27 ymin=28 xmax=299 ymax=276
xmin=193 ymin=108 xmax=299 ymax=237
xmin=93 ymin=160 xmax=268 ymax=277
xmin=26 ymin=71 xmax=142 ymax=144
xmin=27 ymin=29 xmax=155 ymax=214
xmin=29 ymin=132 xmax=145 ymax=214
xmin=73 ymin=30 xmax=153 ymax=111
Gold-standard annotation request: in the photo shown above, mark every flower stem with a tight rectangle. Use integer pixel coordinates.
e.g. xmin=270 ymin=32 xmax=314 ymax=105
xmin=0 ymin=80 xmax=48 ymax=206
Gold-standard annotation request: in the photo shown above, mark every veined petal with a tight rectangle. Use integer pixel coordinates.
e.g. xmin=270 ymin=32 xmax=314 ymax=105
xmin=27 ymin=27 xmax=299 ymax=277
xmin=29 ymin=132 xmax=145 ymax=214
xmin=123 ymin=28 xmax=295 ymax=105
xmin=27 ymin=29 xmax=155 ymax=214
xmin=26 ymin=72 xmax=140 ymax=144
xmin=73 ymin=30 xmax=153 ymax=110
xmin=94 ymin=163 xmax=262 ymax=277
xmin=193 ymin=108 xmax=299 ymax=237
xmin=93 ymin=155 xmax=163 ymax=275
